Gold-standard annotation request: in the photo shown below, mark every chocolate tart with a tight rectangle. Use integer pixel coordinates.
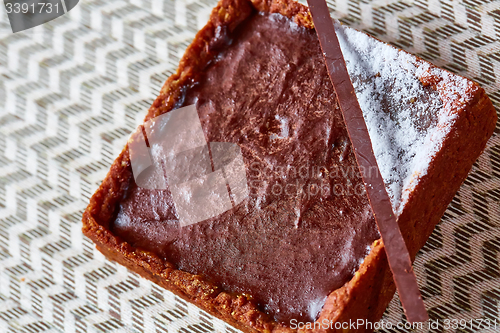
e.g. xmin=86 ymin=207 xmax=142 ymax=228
xmin=81 ymin=0 xmax=497 ymax=331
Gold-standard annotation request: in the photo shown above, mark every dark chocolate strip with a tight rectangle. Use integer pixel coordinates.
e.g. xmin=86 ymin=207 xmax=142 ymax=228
xmin=306 ymin=0 xmax=429 ymax=323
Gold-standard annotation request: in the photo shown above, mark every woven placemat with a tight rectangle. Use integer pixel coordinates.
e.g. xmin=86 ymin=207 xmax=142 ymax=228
xmin=0 ymin=0 xmax=499 ymax=332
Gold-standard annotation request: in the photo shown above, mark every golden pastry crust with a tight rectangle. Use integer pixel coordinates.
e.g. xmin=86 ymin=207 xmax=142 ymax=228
xmin=82 ymin=0 xmax=497 ymax=332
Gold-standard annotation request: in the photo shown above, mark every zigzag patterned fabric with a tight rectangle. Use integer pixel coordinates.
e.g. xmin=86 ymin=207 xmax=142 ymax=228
xmin=0 ymin=0 xmax=499 ymax=332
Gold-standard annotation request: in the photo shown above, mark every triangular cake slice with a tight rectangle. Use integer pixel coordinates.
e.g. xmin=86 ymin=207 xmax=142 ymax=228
xmin=82 ymin=0 xmax=496 ymax=331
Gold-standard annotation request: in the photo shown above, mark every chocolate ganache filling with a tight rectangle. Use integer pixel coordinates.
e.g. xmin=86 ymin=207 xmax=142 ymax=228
xmin=112 ymin=12 xmax=380 ymax=322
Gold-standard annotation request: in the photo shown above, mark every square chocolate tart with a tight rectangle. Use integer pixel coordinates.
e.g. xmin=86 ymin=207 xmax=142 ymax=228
xmin=82 ymin=0 xmax=497 ymax=331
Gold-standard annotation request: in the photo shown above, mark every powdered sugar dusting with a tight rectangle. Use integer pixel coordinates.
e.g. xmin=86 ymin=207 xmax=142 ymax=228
xmin=335 ymin=23 xmax=459 ymax=215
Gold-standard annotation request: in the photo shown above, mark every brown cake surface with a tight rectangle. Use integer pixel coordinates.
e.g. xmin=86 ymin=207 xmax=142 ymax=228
xmin=112 ymin=12 xmax=380 ymax=323
xmin=82 ymin=0 xmax=497 ymax=331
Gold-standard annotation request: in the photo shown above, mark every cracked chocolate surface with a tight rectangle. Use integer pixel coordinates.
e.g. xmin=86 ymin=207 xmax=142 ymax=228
xmin=112 ymin=13 xmax=380 ymax=323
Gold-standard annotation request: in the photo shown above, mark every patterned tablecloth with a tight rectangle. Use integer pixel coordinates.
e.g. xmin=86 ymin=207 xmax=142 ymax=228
xmin=0 ymin=0 xmax=499 ymax=332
